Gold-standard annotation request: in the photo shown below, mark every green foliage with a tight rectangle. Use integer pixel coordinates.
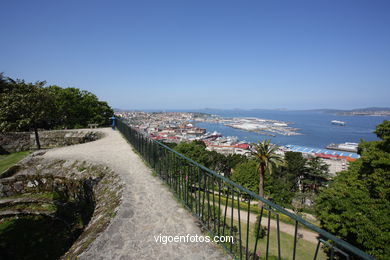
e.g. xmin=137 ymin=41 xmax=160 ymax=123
xmin=229 ymin=151 xmax=301 ymax=207
xmin=175 ymin=141 xmax=211 ymax=166
xmin=0 ymin=74 xmax=113 ymax=133
xmin=47 ymin=86 xmax=113 ymax=128
xmin=0 ymin=79 xmax=55 ymax=132
xmin=302 ymin=157 xmax=330 ymax=193
xmin=268 ymin=174 xmax=295 ymax=207
xmin=163 ymin=142 xmax=178 ymax=149
xmin=231 ymin=160 xmax=260 ymax=193
xmin=316 ymin=120 xmax=390 ymax=259
xmin=253 ymin=215 xmax=267 ymax=239
xmin=0 ymin=151 xmax=30 ymax=173
xmin=270 ymin=151 xmax=306 ymax=199
xmin=284 ymin=151 xmax=307 ymax=180
xmin=251 ymin=140 xmax=283 ymax=176
xmin=225 ymin=154 xmax=248 ymax=177
xmin=374 ymin=120 xmax=390 ymax=145
xmin=251 ymin=140 xmax=283 ymax=202
xmin=269 ymin=152 xmax=330 ymax=207
xmin=174 ymin=141 xmax=247 ymax=175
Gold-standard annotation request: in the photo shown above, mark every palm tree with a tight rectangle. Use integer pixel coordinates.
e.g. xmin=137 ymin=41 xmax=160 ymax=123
xmin=251 ymin=140 xmax=283 ymax=208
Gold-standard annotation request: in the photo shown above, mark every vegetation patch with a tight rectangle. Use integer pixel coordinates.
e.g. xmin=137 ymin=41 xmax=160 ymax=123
xmin=0 ymin=151 xmax=30 ymax=173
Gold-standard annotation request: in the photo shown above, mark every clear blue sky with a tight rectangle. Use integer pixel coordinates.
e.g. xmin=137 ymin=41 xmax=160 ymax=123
xmin=1 ymin=0 xmax=389 ymax=110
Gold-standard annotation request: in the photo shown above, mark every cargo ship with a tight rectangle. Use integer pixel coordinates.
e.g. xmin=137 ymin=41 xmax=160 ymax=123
xmin=331 ymin=120 xmax=346 ymax=126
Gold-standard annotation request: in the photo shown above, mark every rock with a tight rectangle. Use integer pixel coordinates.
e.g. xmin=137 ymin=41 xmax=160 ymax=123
xmin=13 ymin=181 xmax=24 ymax=192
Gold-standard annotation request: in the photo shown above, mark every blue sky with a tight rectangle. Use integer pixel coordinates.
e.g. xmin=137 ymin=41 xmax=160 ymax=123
xmin=1 ymin=0 xmax=389 ymax=110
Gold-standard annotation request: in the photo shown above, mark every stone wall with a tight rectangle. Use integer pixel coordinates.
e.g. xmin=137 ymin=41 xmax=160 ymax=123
xmin=0 ymin=130 xmax=103 ymax=154
xmin=0 ymin=132 xmax=30 ymax=154
xmin=0 ymin=173 xmax=93 ymax=199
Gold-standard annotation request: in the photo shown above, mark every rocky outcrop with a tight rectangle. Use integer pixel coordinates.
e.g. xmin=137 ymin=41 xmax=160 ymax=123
xmin=0 ymin=130 xmax=103 ymax=154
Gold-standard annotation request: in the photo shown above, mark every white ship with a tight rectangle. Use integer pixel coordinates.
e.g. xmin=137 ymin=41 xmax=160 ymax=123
xmin=331 ymin=120 xmax=346 ymax=126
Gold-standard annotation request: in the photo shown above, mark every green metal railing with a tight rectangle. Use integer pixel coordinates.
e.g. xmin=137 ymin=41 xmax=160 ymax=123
xmin=117 ymin=119 xmax=375 ymax=260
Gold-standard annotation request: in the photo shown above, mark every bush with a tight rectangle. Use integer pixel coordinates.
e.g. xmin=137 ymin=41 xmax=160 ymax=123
xmin=253 ymin=215 xmax=267 ymax=239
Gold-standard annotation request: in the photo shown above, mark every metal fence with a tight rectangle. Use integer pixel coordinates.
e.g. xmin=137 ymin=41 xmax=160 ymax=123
xmin=116 ymin=119 xmax=375 ymax=260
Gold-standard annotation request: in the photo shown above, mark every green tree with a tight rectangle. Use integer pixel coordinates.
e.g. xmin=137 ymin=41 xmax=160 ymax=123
xmin=282 ymin=151 xmax=307 ymax=191
xmin=230 ymin=160 xmax=260 ymax=193
xmin=251 ymin=140 xmax=283 ymax=208
xmin=174 ymin=141 xmax=211 ymax=167
xmin=374 ymin=120 xmax=390 ymax=145
xmin=1 ymin=74 xmax=113 ymax=148
xmin=268 ymin=172 xmax=295 ymax=207
xmin=0 ymin=73 xmax=11 ymax=93
xmin=174 ymin=141 xmax=239 ymax=175
xmin=284 ymin=151 xmax=307 ymax=182
xmin=225 ymin=154 xmax=248 ymax=177
xmin=0 ymin=79 xmax=54 ymax=149
xmin=207 ymin=151 xmax=228 ymax=174
xmin=47 ymin=86 xmax=113 ymax=128
xmin=315 ymin=120 xmax=390 ymax=259
xmin=266 ymin=152 xmax=306 ymax=207
xmin=302 ymin=157 xmax=330 ymax=193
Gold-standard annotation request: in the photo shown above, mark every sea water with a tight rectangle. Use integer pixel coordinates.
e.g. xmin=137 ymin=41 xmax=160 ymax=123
xmin=191 ymin=109 xmax=390 ymax=148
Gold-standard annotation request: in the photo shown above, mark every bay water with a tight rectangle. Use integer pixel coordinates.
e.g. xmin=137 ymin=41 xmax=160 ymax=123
xmin=191 ymin=109 xmax=390 ymax=148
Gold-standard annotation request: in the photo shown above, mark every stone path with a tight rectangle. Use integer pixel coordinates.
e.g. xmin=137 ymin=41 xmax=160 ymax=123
xmin=43 ymin=128 xmax=229 ymax=260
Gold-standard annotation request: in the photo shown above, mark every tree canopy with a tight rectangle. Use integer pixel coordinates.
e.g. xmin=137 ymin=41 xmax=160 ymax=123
xmin=47 ymin=86 xmax=113 ymax=128
xmin=231 ymin=160 xmax=261 ymax=193
xmin=315 ymin=120 xmax=390 ymax=259
xmin=251 ymin=140 xmax=283 ymax=207
xmin=0 ymin=79 xmax=54 ymax=132
xmin=173 ymin=141 xmax=247 ymax=175
xmin=0 ymin=74 xmax=113 ymax=133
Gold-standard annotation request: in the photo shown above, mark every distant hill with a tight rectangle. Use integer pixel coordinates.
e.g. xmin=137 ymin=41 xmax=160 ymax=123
xmin=115 ymin=107 xmax=390 ymax=114
xmin=313 ymin=107 xmax=390 ymax=116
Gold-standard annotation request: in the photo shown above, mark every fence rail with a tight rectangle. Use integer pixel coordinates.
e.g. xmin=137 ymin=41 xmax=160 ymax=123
xmin=117 ymin=119 xmax=375 ymax=260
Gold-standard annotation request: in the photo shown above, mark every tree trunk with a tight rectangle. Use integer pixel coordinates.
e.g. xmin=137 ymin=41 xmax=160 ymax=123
xmin=258 ymin=164 xmax=265 ymax=209
xmin=34 ymin=127 xmax=41 ymax=150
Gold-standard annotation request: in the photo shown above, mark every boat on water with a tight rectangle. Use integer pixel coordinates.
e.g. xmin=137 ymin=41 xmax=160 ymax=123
xmin=201 ymin=131 xmax=223 ymax=140
xmin=331 ymin=120 xmax=346 ymax=126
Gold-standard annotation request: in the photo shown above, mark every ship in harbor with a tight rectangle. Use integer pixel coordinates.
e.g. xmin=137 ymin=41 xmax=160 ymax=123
xmin=326 ymin=142 xmax=358 ymax=153
xmin=331 ymin=120 xmax=346 ymax=126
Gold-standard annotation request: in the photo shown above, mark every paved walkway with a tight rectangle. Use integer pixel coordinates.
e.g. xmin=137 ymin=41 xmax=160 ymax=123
xmin=43 ymin=128 xmax=228 ymax=260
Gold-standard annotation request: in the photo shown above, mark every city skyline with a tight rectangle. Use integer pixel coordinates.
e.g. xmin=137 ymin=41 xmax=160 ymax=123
xmin=1 ymin=0 xmax=390 ymax=110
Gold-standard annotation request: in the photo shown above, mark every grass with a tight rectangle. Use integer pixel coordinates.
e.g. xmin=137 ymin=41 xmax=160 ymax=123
xmin=1 ymin=203 xmax=57 ymax=212
xmin=0 ymin=218 xmax=14 ymax=232
xmin=170 ymin=187 xmax=327 ymax=259
xmin=198 ymin=190 xmax=320 ymax=228
xmin=5 ymin=192 xmax=60 ymax=200
xmin=225 ymin=217 xmax=327 ymax=260
xmin=0 ymin=151 xmax=30 ymax=173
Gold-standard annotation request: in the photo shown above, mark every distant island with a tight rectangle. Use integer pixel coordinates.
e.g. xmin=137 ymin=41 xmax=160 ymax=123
xmin=315 ymin=107 xmax=390 ymax=116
